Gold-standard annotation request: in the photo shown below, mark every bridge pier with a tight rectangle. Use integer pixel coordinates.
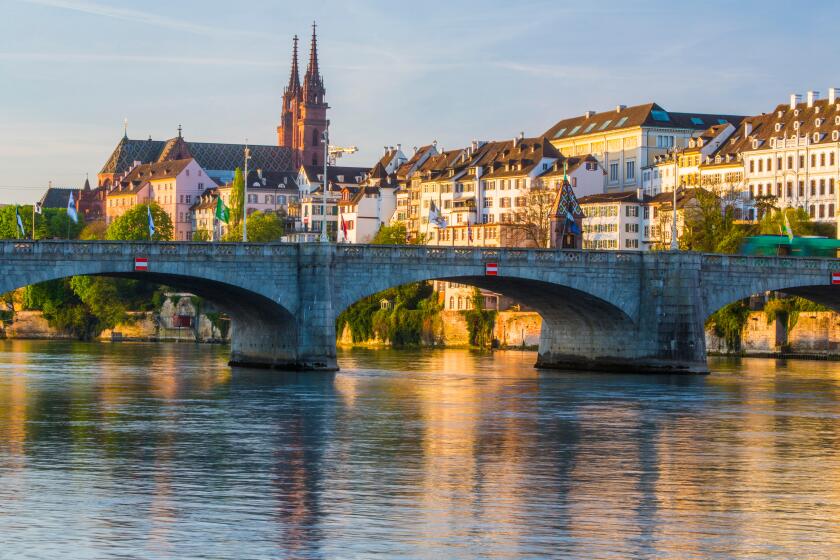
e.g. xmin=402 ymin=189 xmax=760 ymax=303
xmin=535 ymin=252 xmax=709 ymax=374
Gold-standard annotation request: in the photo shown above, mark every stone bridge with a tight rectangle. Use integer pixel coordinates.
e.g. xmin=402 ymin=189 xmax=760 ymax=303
xmin=1 ymin=240 xmax=838 ymax=373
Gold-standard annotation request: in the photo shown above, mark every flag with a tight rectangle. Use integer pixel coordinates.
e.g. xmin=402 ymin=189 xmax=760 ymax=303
xmin=147 ymin=205 xmax=156 ymax=239
xmin=15 ymin=207 xmax=25 ymax=237
xmin=783 ymin=210 xmax=794 ymax=242
xmin=340 ymin=214 xmax=348 ymax=241
xmin=67 ymin=192 xmax=78 ymax=223
xmin=214 ymin=196 xmax=230 ymax=224
xmin=429 ymin=201 xmax=447 ymax=229
xmin=34 ymin=202 xmax=42 ymax=215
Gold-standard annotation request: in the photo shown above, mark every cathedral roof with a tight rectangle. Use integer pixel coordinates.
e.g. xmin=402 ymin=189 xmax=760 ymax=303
xmin=40 ymin=187 xmax=79 ymax=209
xmin=101 ymin=137 xmax=294 ymax=176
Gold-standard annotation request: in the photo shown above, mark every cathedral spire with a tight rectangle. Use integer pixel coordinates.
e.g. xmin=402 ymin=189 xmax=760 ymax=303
xmin=287 ymin=34 xmax=300 ymax=93
xmin=305 ymin=21 xmax=320 ymax=84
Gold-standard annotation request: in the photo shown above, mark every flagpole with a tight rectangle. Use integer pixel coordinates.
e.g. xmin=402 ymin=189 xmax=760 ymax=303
xmin=32 ymin=204 xmax=36 ymax=240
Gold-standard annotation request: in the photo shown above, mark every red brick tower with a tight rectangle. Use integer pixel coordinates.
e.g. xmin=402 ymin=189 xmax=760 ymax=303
xmin=277 ymin=24 xmax=329 ymax=168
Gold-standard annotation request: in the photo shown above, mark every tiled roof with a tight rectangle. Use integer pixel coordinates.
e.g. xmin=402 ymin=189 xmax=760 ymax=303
xmin=40 ymin=187 xmax=79 ymax=209
xmin=544 ymin=102 xmax=744 ymax=140
xmin=578 ymin=191 xmax=647 ymax=205
xmin=301 ymin=165 xmax=369 ymax=184
xmin=101 ymin=136 xmax=294 ymax=175
xmin=122 ymin=158 xmax=193 ymax=183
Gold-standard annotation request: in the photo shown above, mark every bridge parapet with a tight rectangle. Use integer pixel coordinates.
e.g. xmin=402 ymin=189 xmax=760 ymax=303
xmin=0 ymin=240 xmax=301 ymax=260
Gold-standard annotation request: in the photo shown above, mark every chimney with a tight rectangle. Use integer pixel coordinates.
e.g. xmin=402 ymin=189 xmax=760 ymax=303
xmin=807 ymin=90 xmax=819 ymax=107
xmin=513 ymin=134 xmax=519 ymax=148
xmin=829 ymin=88 xmax=838 ymax=104
xmin=616 ymin=105 xmax=627 ymax=113
xmin=584 ymin=110 xmax=596 ymax=119
xmin=790 ymin=93 xmax=802 ymax=110
xmin=413 ymin=146 xmax=418 ymax=154
xmin=396 ymin=143 xmax=401 ymax=152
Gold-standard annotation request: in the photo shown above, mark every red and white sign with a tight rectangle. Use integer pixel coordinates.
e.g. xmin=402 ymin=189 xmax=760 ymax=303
xmin=832 ymin=271 xmax=840 ymax=285
xmin=135 ymin=258 xmax=148 ymax=272
xmin=485 ymin=262 xmax=498 ymax=276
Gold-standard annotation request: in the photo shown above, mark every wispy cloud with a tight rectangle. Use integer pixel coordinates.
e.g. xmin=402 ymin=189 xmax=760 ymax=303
xmin=0 ymin=52 xmax=277 ymax=67
xmin=19 ymin=0 xmax=259 ymax=37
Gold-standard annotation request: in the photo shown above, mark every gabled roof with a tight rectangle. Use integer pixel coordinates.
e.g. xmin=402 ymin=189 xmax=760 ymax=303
xmin=101 ymin=136 xmax=294 ymax=175
xmin=543 ymin=102 xmax=745 ymax=141
xmin=300 ymin=165 xmax=368 ymax=184
xmin=40 ymin=187 xmax=79 ymax=209
xmin=122 ymin=158 xmax=193 ymax=183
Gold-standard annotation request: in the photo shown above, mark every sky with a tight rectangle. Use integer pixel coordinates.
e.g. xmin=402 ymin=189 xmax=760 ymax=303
xmin=2 ymin=0 xmax=840 ymax=203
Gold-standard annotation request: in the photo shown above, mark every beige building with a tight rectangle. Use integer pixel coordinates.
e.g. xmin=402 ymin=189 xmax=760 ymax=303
xmin=544 ymin=103 xmax=743 ymax=193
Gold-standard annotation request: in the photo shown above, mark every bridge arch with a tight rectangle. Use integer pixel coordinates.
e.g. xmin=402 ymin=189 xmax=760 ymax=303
xmin=0 ymin=241 xmax=302 ymax=368
xmin=332 ymin=246 xmax=646 ymax=370
xmin=700 ymin=254 xmax=840 ymax=319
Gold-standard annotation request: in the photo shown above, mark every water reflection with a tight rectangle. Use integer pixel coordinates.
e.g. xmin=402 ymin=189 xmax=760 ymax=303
xmin=1 ymin=341 xmax=840 ymax=558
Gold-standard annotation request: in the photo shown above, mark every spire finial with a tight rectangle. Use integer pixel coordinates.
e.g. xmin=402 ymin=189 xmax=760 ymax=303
xmin=123 ymin=117 xmax=128 ymax=139
xmin=287 ymin=34 xmax=300 ymax=93
xmin=305 ymin=20 xmax=320 ymax=82
xmin=178 ymin=124 xmax=182 ymax=138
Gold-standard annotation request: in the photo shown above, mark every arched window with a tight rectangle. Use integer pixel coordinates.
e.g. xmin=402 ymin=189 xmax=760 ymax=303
xmin=457 ymin=296 xmax=463 ymax=310
xmin=449 ymin=296 xmax=454 ymax=309
xmin=312 ymin=128 xmax=320 ymax=146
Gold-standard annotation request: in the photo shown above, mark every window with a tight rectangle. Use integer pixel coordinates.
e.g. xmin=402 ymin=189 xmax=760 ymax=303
xmin=643 ymin=206 xmax=650 ymax=219
xmin=811 ymin=180 xmax=816 ymax=196
xmin=615 ymin=117 xmax=628 ymax=127
xmin=758 ymin=159 xmax=763 ymax=173
xmin=787 ymin=181 xmax=793 ymax=198
xmin=749 ymin=160 xmax=755 ymax=173
xmin=609 ymin=162 xmax=619 ymax=183
xmin=656 ymin=135 xmax=674 ymax=148
xmin=799 ymin=155 xmax=805 ymax=168
xmin=832 ymin=153 xmax=836 ymax=166
xmin=820 ymin=179 xmax=826 ymax=195
xmin=810 ymin=205 xmax=816 ymax=218
xmin=625 ymin=205 xmax=639 ymax=217
xmin=599 ymin=120 xmax=612 ymax=130
xmin=690 ymin=117 xmax=704 ymax=125
xmin=798 ymin=181 xmax=804 ymax=197
xmin=812 ymin=154 xmax=817 ymax=167
xmin=830 ymin=179 xmax=835 ymax=195
xmin=569 ymin=125 xmax=581 ymax=135
xmin=788 ymin=155 xmax=794 ymax=169
xmin=821 ymin=153 xmax=826 ymax=166
xmin=626 ymin=160 xmax=635 ymax=182
xmin=553 ymin=128 xmax=567 ymax=138
xmin=185 ymin=195 xmax=191 ymax=204
xmin=819 ymin=204 xmax=825 ymax=218
xmin=651 ymin=110 xmax=670 ymax=122
xmin=584 ymin=123 xmax=597 ymax=133
xmin=830 ymin=204 xmax=836 ymax=217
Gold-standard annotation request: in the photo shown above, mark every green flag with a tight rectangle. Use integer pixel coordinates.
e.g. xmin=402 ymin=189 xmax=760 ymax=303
xmin=215 ymin=196 xmax=230 ymax=224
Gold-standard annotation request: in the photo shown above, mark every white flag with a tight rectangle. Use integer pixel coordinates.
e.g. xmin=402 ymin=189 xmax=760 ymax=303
xmin=67 ymin=192 xmax=78 ymax=223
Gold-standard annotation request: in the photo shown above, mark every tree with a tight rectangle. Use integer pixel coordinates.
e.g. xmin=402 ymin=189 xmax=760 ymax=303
xmin=192 ymin=230 xmax=211 ymax=241
xmin=461 ymin=287 xmax=497 ymax=347
xmin=680 ymin=188 xmax=751 ymax=254
xmin=79 ymin=221 xmax=108 ymax=240
xmin=758 ymin=206 xmax=823 ymax=237
xmin=508 ymin=184 xmax=557 ymax=248
xmin=0 ymin=206 xmax=84 ymax=240
xmin=228 ymin=167 xmax=245 ymax=227
xmin=221 ymin=211 xmax=284 ymax=242
xmin=106 ymin=203 xmax=173 ymax=241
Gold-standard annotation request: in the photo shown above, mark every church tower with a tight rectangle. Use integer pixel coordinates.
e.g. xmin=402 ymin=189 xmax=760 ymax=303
xmin=277 ymin=24 xmax=329 ymax=168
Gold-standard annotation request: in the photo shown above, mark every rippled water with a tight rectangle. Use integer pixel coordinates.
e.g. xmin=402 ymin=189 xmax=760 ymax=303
xmin=1 ymin=341 xmax=840 ymax=558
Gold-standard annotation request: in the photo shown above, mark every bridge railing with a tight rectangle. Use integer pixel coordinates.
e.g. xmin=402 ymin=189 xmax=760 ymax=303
xmin=333 ymin=244 xmax=644 ymax=266
xmin=702 ymin=252 xmax=839 ymax=272
xmin=0 ymin=240 xmax=300 ymax=259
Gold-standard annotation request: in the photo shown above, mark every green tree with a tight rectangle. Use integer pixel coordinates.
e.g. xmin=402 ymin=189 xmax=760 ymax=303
xmin=461 ymin=287 xmax=497 ymax=347
xmin=706 ymin=300 xmax=751 ymax=352
xmin=680 ymin=189 xmax=751 ymax=254
xmin=222 ymin=211 xmax=285 ymax=242
xmin=0 ymin=206 xmax=84 ymax=240
xmin=758 ymin=207 xmax=823 ymax=237
xmin=228 ymin=167 xmax=245 ymax=227
xmin=371 ymin=222 xmax=427 ymax=245
xmin=79 ymin=221 xmax=108 ymax=240
xmin=106 ymin=202 xmax=173 ymax=241
xmin=192 ymin=230 xmax=212 ymax=241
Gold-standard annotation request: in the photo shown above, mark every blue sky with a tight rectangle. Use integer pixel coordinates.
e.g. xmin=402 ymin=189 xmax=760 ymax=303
xmin=1 ymin=0 xmax=839 ymax=203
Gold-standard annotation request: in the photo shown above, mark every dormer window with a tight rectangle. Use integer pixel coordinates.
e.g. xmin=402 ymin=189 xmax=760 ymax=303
xmin=775 ymin=123 xmax=782 ymax=132
xmin=813 ymin=132 xmax=821 ymax=143
xmin=793 ymin=121 xmax=800 ymax=130
xmin=835 ymin=116 xmax=840 ymax=125
xmin=816 ymin=118 xmax=823 ymax=127
xmin=752 ymin=140 xmax=759 ymax=149
xmin=794 ymin=109 xmax=800 ymax=117
xmin=834 ymin=131 xmax=840 ymax=142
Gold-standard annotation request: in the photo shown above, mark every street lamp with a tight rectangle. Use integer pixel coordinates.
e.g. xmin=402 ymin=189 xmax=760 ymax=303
xmin=321 ymin=126 xmax=329 ymax=243
xmin=243 ymin=143 xmax=252 ymax=242
xmin=670 ymin=150 xmax=679 ymax=251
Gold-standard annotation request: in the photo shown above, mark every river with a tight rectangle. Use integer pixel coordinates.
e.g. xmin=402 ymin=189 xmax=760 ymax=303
xmin=1 ymin=340 xmax=839 ymax=559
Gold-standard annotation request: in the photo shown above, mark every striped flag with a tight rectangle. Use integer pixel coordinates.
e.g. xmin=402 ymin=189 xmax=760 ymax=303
xmin=15 ymin=207 xmax=25 ymax=238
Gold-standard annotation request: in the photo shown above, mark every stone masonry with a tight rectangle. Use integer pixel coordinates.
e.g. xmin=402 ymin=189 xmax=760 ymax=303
xmin=0 ymin=240 xmax=838 ymax=373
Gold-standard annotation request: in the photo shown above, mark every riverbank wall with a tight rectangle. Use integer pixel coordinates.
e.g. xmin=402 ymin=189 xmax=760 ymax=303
xmin=0 ymin=295 xmax=228 ymax=342
xmin=338 ymin=310 xmax=542 ymax=349
xmin=706 ymin=310 xmax=840 ymax=358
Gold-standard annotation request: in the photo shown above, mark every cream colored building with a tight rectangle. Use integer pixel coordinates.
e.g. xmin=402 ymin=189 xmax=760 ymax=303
xmin=544 ymin=103 xmax=743 ymax=193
